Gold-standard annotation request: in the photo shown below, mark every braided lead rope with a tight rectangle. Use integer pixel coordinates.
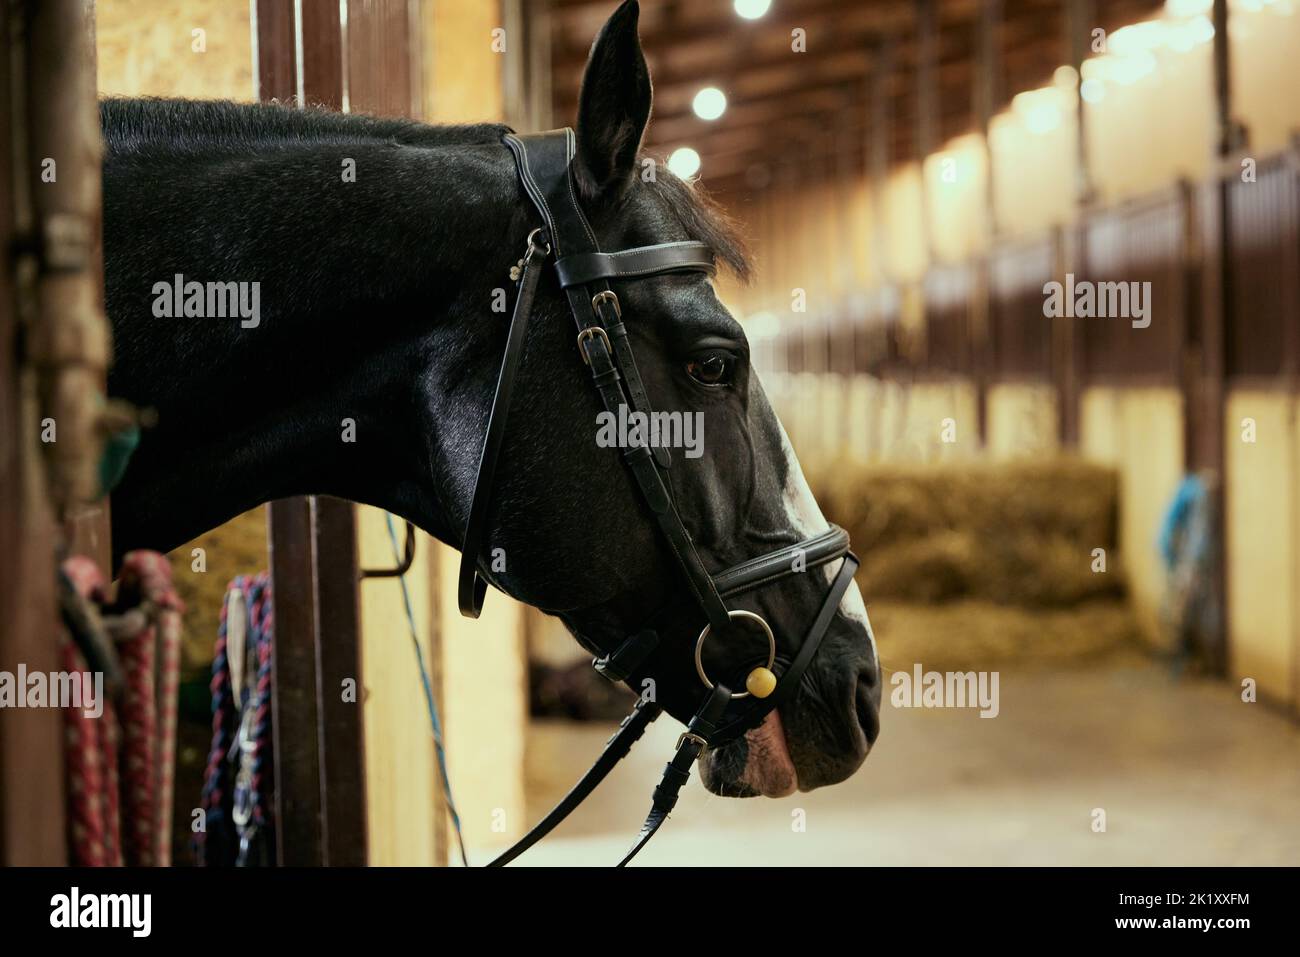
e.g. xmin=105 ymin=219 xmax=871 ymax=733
xmin=119 ymin=551 xmax=185 ymax=866
xmin=101 ymin=694 xmax=123 ymax=866
xmin=115 ymin=607 xmax=157 ymax=866
xmin=197 ymin=575 xmax=241 ymax=865
xmin=63 ymin=638 xmax=107 ymax=865
xmin=248 ymin=576 xmax=276 ymax=840
xmin=59 ymin=559 xmax=114 ymax=866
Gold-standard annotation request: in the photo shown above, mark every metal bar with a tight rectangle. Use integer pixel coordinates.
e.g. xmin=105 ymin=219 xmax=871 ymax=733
xmin=360 ymin=519 xmax=415 ymax=578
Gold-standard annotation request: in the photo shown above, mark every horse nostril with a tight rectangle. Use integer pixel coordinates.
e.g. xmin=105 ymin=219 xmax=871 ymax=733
xmin=855 ymin=672 xmax=880 ymax=745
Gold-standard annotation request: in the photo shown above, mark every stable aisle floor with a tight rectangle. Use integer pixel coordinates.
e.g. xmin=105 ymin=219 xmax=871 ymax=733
xmin=478 ymin=664 xmax=1300 ymax=866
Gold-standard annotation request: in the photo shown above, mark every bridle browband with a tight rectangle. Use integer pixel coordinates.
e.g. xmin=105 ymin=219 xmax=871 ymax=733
xmin=456 ymin=129 xmax=858 ymax=866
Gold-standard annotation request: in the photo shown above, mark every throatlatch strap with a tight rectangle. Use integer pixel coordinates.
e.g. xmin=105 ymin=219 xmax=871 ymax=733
xmin=458 ymin=236 xmax=549 ymax=619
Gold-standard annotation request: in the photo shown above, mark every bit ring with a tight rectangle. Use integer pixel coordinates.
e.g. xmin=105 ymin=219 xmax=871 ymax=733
xmin=695 ymin=610 xmax=776 ymax=699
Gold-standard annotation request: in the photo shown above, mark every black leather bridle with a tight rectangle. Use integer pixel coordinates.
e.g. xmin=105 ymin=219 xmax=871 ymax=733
xmin=457 ymin=129 xmax=859 ymax=866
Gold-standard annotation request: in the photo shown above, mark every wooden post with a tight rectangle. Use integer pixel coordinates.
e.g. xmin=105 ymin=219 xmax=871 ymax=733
xmin=972 ymin=1 xmax=1001 ymax=447
xmin=311 ymin=497 xmax=367 ymax=866
xmin=254 ymin=0 xmax=297 ymax=102
xmin=869 ymin=37 xmax=893 ymax=289
xmin=1056 ymin=0 xmax=1091 ymax=447
xmin=258 ymin=1 xmax=372 ymax=866
xmin=268 ymin=498 xmax=325 ymax=865
xmin=1192 ymin=0 xmax=1241 ymax=678
xmin=1066 ymin=0 xmax=1094 ymax=207
xmin=0 ymin=0 xmax=68 ymax=866
xmin=914 ymin=0 xmax=937 ymax=266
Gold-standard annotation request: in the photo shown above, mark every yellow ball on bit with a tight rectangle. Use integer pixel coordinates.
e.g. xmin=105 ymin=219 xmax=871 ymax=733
xmin=746 ymin=666 xmax=777 ymax=698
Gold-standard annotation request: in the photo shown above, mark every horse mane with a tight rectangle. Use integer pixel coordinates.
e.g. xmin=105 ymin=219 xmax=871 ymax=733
xmin=99 ymin=96 xmax=750 ymax=280
xmin=642 ymin=169 xmax=751 ymax=282
xmin=99 ymin=97 xmax=510 ymax=158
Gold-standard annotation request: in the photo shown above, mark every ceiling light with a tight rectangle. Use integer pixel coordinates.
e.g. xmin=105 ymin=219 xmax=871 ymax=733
xmin=734 ymin=0 xmax=772 ymax=20
xmin=693 ymin=87 xmax=728 ymax=121
xmin=668 ymin=147 xmax=702 ymax=179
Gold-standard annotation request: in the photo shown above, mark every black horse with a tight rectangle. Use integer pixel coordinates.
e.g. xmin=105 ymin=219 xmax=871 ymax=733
xmin=101 ymin=0 xmax=879 ymax=799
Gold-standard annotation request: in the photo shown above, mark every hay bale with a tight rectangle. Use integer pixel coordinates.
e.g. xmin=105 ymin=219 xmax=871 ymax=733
xmin=811 ymin=457 xmax=1124 ymax=609
xmin=867 ymin=598 xmax=1143 ymax=673
xmin=816 ymin=457 xmax=1118 ymax=553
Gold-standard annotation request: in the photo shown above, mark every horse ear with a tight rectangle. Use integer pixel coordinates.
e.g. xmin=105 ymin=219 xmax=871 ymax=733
xmin=573 ymin=0 xmax=651 ymax=202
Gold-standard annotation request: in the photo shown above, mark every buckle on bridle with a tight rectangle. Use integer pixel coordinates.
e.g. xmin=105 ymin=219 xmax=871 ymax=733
xmin=675 ymin=730 xmax=708 ymax=751
xmin=591 ymin=289 xmax=621 ymax=319
xmin=577 ymin=325 xmax=613 ymax=365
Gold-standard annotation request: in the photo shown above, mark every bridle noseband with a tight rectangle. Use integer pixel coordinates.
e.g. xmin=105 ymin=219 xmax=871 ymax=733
xmin=457 ymin=129 xmax=859 ymax=866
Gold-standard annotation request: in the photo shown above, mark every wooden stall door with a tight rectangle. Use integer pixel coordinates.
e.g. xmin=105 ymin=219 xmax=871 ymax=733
xmin=0 ymin=0 xmax=110 ymax=864
xmin=256 ymin=0 xmax=430 ymax=866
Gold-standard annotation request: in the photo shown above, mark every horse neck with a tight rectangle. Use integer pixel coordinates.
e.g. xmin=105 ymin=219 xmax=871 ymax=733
xmin=105 ymin=136 xmax=525 ymax=557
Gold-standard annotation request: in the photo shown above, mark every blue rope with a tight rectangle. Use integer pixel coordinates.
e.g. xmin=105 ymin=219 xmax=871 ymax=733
xmin=385 ymin=512 xmax=469 ymax=868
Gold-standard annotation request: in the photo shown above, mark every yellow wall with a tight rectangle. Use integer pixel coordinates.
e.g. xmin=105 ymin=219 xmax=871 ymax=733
xmin=435 ymin=542 xmax=527 ymax=850
xmin=1080 ymin=386 xmax=1185 ymax=648
xmin=424 ymin=0 xmax=504 ymax=122
xmin=735 ymin=1 xmax=1300 ymax=331
xmin=765 ymin=374 xmax=979 ymax=469
xmin=97 ymin=0 xmax=253 ymax=99
xmin=1232 ymin=0 xmax=1300 ymax=155
xmin=1225 ymin=391 xmax=1299 ymax=708
xmin=418 ymin=0 xmax=529 ymax=857
xmin=986 ymin=383 xmax=1059 ymax=460
xmin=357 ymin=510 xmax=441 ymax=865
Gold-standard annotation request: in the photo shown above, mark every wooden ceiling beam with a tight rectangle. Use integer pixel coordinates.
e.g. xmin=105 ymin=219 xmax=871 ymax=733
xmin=547 ymin=0 xmax=1167 ymax=195
xmin=641 ymin=39 xmax=1059 ymax=153
xmin=551 ymin=0 xmax=929 ymax=74
xmin=558 ymin=7 xmax=1072 ymax=128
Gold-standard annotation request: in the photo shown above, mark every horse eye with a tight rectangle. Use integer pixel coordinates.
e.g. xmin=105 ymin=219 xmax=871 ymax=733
xmin=686 ymin=352 xmax=734 ymax=386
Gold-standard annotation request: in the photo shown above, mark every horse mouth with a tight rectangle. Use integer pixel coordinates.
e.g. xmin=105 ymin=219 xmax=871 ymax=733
xmin=699 ymin=710 xmax=799 ymax=798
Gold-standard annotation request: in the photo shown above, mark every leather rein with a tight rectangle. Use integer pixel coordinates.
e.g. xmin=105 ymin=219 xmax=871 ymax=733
xmin=457 ymin=129 xmax=858 ymax=866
